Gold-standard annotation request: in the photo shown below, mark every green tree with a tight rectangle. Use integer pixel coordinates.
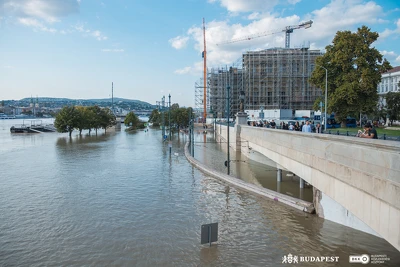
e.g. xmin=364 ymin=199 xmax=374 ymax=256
xmin=124 ymin=111 xmax=145 ymax=130
xmin=386 ymin=92 xmax=400 ymax=126
xmin=310 ymin=26 xmax=391 ymax=124
xmin=99 ymin=108 xmax=116 ymax=133
xmin=87 ymin=106 xmax=103 ymax=135
xmin=149 ymin=109 xmax=161 ymax=126
xmin=75 ymin=106 xmax=89 ymax=135
xmin=54 ymin=106 xmax=81 ymax=136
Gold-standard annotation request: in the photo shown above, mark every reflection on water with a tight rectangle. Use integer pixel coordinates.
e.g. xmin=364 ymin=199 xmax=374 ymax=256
xmin=193 ymin=131 xmax=313 ymax=201
xmin=0 ymin=120 xmax=399 ymax=266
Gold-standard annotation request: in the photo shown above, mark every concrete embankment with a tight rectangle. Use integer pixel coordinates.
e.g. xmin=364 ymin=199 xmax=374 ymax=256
xmin=184 ymin=142 xmax=315 ymax=214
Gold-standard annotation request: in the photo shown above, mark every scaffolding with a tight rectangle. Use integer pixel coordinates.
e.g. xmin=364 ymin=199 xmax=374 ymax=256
xmin=242 ymin=47 xmax=323 ymax=111
xmin=208 ymin=58 xmax=244 ymax=119
xmin=196 ymin=47 xmax=323 ymax=120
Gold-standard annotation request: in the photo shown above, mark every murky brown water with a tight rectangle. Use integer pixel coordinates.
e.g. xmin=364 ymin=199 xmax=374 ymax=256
xmin=192 ymin=129 xmax=313 ymax=201
xmin=0 ymin=119 xmax=399 ymax=266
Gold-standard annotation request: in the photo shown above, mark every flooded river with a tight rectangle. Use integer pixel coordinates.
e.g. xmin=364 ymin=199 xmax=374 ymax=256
xmin=0 ymin=119 xmax=399 ymax=266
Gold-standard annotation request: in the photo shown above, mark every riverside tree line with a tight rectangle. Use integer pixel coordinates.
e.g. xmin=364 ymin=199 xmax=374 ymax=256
xmin=54 ymin=106 xmax=116 ymax=136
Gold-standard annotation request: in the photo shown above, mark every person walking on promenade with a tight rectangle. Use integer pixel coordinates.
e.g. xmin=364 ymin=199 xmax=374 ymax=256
xmin=302 ymin=120 xmax=312 ymax=133
xmin=315 ymin=123 xmax=323 ymax=133
xmin=294 ymin=121 xmax=301 ymax=131
xmin=270 ymin=120 xmax=276 ymax=129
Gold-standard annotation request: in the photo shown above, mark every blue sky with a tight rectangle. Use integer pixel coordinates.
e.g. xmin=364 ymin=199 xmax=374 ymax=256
xmin=1 ymin=0 xmax=399 ymax=107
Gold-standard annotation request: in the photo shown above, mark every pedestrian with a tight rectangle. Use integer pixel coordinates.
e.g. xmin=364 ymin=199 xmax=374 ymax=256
xmin=289 ymin=123 xmax=294 ymax=131
xmin=270 ymin=120 xmax=276 ymax=129
xmin=302 ymin=120 xmax=312 ymax=133
xmin=315 ymin=123 xmax=323 ymax=133
xmin=359 ymin=123 xmax=378 ymax=139
xmin=294 ymin=121 xmax=301 ymax=131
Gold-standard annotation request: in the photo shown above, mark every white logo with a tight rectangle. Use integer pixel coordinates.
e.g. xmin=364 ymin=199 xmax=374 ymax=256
xmin=282 ymin=254 xmax=298 ymax=264
xmin=349 ymin=254 xmax=370 ymax=264
xmin=282 ymin=254 xmax=339 ymax=264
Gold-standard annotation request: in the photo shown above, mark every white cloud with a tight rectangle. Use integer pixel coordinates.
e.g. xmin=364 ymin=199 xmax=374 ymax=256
xmin=208 ymin=0 xmax=279 ymax=13
xmin=396 ymin=56 xmax=400 ymax=64
xmin=381 ymin=50 xmax=397 ymax=57
xmin=2 ymin=0 xmax=79 ymax=23
xmin=1 ymin=1 xmax=108 ymax=40
xmin=3 ymin=65 xmax=15 ymax=69
xmin=379 ymin=18 xmax=400 ymax=40
xmin=91 ymin=30 xmax=107 ymax=41
xmin=102 ymin=49 xmax=124 ymax=52
xmin=18 ymin=17 xmax=57 ymax=32
xmin=174 ymin=66 xmax=192 ymax=75
xmin=179 ymin=0 xmax=389 ymax=76
xmin=169 ymin=36 xmax=189 ymax=49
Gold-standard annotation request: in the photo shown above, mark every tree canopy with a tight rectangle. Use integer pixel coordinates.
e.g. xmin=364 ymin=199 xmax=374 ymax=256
xmin=310 ymin=25 xmax=391 ymax=122
xmin=386 ymin=91 xmax=400 ymax=125
xmin=54 ymin=105 xmax=116 ymax=136
xmin=124 ymin=111 xmax=146 ymax=130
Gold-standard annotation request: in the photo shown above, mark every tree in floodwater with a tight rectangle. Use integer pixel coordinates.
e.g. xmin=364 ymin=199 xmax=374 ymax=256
xmin=124 ymin=111 xmax=145 ymax=130
xmin=99 ymin=108 xmax=116 ymax=133
xmin=87 ymin=106 xmax=103 ymax=135
xmin=54 ymin=106 xmax=81 ymax=137
xmin=310 ymin=25 xmax=392 ymax=124
xmin=149 ymin=109 xmax=161 ymax=127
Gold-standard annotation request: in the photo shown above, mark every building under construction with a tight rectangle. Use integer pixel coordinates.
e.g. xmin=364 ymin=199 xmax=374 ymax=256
xmin=196 ymin=47 xmax=324 ymax=119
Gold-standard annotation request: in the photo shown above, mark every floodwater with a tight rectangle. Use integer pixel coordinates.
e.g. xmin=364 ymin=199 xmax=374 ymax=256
xmin=192 ymin=129 xmax=313 ymax=202
xmin=0 ymin=119 xmax=399 ymax=266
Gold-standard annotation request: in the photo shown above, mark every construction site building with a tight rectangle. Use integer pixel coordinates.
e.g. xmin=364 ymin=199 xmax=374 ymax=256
xmin=199 ymin=47 xmax=324 ymax=120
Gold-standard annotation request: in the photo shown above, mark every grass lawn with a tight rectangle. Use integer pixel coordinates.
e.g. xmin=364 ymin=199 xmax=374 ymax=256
xmin=326 ymin=127 xmax=400 ymax=137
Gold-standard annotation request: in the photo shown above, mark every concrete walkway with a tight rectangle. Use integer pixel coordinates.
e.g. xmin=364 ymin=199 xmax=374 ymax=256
xmin=184 ymin=142 xmax=315 ymax=213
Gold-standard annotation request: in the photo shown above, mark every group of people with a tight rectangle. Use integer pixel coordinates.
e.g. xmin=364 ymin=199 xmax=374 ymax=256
xmin=248 ymin=119 xmax=323 ymax=133
xmin=247 ymin=119 xmax=379 ymax=139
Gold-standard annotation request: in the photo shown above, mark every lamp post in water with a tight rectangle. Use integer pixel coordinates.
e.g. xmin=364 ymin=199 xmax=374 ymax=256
xmin=168 ymin=94 xmax=172 ymax=156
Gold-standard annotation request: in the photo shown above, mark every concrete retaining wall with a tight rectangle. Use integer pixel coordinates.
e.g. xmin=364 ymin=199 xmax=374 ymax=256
xmin=184 ymin=142 xmax=314 ymax=213
xmin=236 ymin=125 xmax=400 ymax=251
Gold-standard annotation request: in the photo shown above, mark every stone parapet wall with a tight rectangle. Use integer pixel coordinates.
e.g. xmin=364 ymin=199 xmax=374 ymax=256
xmin=238 ymin=126 xmax=400 ymax=251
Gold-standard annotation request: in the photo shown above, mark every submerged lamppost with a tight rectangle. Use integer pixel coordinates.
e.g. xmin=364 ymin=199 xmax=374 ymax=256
xmin=168 ymin=94 xmax=172 ymax=156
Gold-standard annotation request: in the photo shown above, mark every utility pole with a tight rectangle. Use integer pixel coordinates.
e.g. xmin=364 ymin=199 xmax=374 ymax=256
xmin=112 ymin=82 xmax=114 ymax=114
xmin=162 ymin=96 xmax=165 ymax=140
xmin=227 ymin=86 xmax=230 ymax=175
xmin=168 ymin=94 xmax=172 ymax=156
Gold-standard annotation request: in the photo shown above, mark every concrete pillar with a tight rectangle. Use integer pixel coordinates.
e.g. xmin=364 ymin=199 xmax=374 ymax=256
xmin=277 ymin=169 xmax=282 ymax=182
xmin=300 ymin=177 xmax=304 ymax=188
xmin=277 ymin=181 xmax=281 ymax=193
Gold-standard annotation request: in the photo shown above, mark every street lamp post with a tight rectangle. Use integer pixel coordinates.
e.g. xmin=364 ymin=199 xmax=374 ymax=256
xmin=226 ymin=86 xmax=230 ymax=175
xmin=317 ymin=65 xmax=328 ymax=132
xmin=168 ymin=94 xmax=172 ymax=156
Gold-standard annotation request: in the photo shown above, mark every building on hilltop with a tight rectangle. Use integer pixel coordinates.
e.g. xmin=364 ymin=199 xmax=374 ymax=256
xmin=378 ymin=66 xmax=400 ymax=107
xmin=200 ymin=47 xmax=324 ymax=120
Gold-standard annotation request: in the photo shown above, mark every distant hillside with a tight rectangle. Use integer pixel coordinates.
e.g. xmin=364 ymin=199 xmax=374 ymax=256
xmin=19 ymin=97 xmax=153 ymax=106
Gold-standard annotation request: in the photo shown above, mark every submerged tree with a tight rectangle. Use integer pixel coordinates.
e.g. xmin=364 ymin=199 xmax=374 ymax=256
xmin=54 ymin=106 xmax=81 ymax=137
xmin=310 ymin=26 xmax=392 ymax=124
xmin=124 ymin=111 xmax=145 ymax=130
xmin=149 ymin=109 xmax=161 ymax=126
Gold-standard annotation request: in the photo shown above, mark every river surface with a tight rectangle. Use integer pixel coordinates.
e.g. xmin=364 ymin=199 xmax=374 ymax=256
xmin=1 ymin=119 xmax=399 ymax=266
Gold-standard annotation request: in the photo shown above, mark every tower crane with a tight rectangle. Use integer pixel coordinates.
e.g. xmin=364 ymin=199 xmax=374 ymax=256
xmin=217 ymin=20 xmax=313 ymax=48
